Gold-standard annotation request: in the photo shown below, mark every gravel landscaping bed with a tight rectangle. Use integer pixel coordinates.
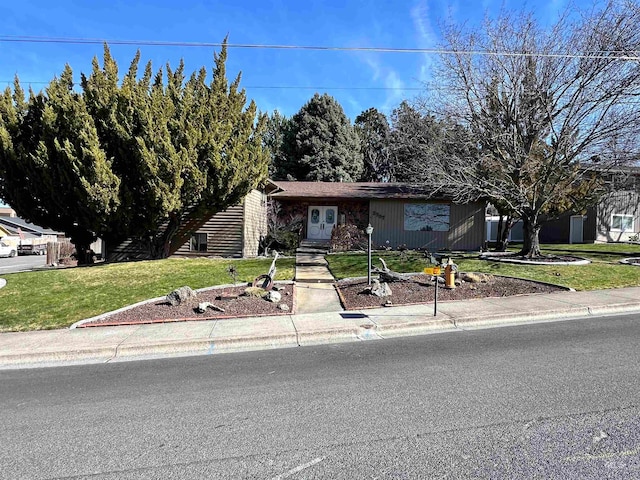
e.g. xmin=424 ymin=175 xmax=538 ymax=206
xmin=336 ymin=274 xmax=566 ymax=310
xmin=79 ymin=284 xmax=295 ymax=327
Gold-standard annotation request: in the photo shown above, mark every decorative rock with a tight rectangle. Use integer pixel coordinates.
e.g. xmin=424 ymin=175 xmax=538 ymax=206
xmin=272 ymin=285 xmax=283 ymax=291
xmin=195 ymin=302 xmax=213 ymax=313
xmin=278 ymin=303 xmax=290 ymax=311
xmin=244 ymin=286 xmax=266 ymax=297
xmin=166 ymin=286 xmax=197 ymax=306
xmin=194 ymin=302 xmax=225 ymax=314
xmin=266 ymin=290 xmax=282 ymax=302
xmin=459 ymin=272 xmax=493 ymax=283
xmin=384 ymin=299 xmax=393 ymax=307
xmin=371 ymin=279 xmax=392 ymax=297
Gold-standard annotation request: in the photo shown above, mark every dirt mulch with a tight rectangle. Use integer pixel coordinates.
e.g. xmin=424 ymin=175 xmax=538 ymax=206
xmin=336 ymin=275 xmax=565 ymax=310
xmin=79 ymin=284 xmax=295 ymax=327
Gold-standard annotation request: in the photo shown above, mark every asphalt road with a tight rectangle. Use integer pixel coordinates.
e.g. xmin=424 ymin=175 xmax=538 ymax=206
xmin=2 ymin=313 xmax=640 ymax=479
xmin=0 ymin=254 xmax=46 ymax=274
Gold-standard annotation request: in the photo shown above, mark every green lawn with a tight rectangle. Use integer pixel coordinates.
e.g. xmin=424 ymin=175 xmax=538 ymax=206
xmin=327 ymin=243 xmax=640 ymax=292
xmin=0 ymin=257 xmax=295 ymax=332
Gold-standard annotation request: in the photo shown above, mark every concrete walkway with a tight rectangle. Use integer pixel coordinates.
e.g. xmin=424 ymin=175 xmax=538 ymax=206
xmin=294 ymin=244 xmax=342 ymax=314
xmin=2 ymin=285 xmax=640 ymax=369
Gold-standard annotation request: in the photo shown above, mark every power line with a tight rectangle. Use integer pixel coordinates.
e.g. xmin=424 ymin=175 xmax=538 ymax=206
xmin=1 ymin=35 xmax=639 ymax=61
xmin=0 ymin=80 xmax=424 ymax=91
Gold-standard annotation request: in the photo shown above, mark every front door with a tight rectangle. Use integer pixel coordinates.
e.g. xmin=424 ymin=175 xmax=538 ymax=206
xmin=570 ymin=215 xmax=584 ymax=244
xmin=307 ymin=206 xmax=337 ymax=240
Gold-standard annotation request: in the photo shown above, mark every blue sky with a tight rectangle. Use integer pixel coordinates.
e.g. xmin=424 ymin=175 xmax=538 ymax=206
xmin=0 ymin=0 xmax=571 ymax=208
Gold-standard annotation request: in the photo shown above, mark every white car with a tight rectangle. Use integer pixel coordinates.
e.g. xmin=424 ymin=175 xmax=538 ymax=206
xmin=0 ymin=241 xmax=17 ymax=258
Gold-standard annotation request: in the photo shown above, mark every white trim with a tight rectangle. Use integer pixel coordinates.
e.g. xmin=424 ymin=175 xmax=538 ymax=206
xmin=611 ymin=213 xmax=635 ymax=232
xmin=485 ymin=217 xmax=524 ymax=242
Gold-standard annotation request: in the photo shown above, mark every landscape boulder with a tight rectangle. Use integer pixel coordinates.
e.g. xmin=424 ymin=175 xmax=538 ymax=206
xmin=166 ymin=286 xmax=197 ymax=306
xmin=265 ymin=290 xmax=282 ymax=303
xmin=371 ymin=279 xmax=392 ymax=297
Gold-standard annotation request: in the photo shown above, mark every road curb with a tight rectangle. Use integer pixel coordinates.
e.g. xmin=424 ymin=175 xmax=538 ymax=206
xmin=3 ymin=302 xmax=640 ymax=368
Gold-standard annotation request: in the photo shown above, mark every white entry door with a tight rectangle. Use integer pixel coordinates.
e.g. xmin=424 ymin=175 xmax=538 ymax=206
xmin=570 ymin=215 xmax=584 ymax=244
xmin=307 ymin=206 xmax=337 ymax=240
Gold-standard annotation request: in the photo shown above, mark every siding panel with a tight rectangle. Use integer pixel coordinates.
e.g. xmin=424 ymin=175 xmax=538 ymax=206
xmin=370 ymin=200 xmax=485 ymax=250
xmin=174 ymin=205 xmax=244 ymax=257
xmin=595 ymin=190 xmax=640 ymax=242
xmin=243 ymin=189 xmax=267 ymax=257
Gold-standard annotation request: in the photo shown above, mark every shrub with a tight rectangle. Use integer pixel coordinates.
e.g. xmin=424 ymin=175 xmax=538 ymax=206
xmin=331 ymin=224 xmax=367 ymax=252
xmin=260 ymin=201 xmax=304 ymax=255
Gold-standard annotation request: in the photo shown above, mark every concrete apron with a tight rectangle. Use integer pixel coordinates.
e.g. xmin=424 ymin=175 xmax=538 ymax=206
xmin=295 ymin=283 xmax=343 ymax=314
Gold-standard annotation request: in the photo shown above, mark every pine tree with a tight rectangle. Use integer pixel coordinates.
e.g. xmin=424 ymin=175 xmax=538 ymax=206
xmin=286 ymin=93 xmax=363 ymax=182
xmin=354 ymin=107 xmax=391 ymax=182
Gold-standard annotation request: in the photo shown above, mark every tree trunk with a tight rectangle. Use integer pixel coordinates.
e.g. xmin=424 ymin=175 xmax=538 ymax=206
xmin=519 ymin=215 xmax=541 ymax=258
xmin=70 ymin=230 xmax=97 ymax=265
xmin=149 ymin=213 xmax=182 ymax=259
xmin=495 ymin=215 xmax=514 ymax=252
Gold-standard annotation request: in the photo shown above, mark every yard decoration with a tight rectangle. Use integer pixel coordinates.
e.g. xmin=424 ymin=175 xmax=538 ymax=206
xmin=372 ymin=257 xmax=412 ymax=283
xmin=252 ymin=251 xmax=279 ymax=291
xmin=194 ymin=302 xmax=225 ymax=314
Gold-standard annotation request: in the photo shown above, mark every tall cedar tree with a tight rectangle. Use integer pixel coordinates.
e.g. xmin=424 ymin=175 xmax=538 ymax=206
xmin=284 ymin=93 xmax=363 ymax=182
xmin=354 ymin=107 xmax=392 ymax=182
xmin=0 ymin=70 xmax=120 ymax=263
xmin=263 ymin=110 xmax=293 ymax=180
xmin=0 ymin=41 xmax=268 ymax=262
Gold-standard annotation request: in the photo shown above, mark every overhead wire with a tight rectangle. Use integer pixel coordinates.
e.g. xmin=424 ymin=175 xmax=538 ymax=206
xmin=0 ymin=34 xmax=639 ymax=60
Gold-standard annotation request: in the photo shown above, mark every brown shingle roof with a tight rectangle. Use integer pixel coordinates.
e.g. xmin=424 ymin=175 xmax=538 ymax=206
xmin=269 ymin=181 xmax=452 ymax=200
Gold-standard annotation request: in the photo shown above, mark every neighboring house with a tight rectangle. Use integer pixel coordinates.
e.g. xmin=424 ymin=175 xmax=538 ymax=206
xmin=485 ymin=216 xmax=524 ymax=243
xmin=269 ymin=182 xmax=486 ymax=251
xmin=0 ymin=206 xmax=16 ymax=218
xmin=540 ymin=169 xmax=640 ymax=244
xmin=108 ymin=187 xmax=270 ymax=261
xmin=0 ymin=216 xmax=63 ymax=245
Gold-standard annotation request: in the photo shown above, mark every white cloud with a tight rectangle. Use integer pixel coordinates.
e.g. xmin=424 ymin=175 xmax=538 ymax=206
xmin=410 ymin=0 xmax=439 ymax=83
xmin=359 ymin=53 xmax=407 ymax=113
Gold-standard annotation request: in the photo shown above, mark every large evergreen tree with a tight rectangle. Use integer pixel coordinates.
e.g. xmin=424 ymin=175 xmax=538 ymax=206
xmin=354 ymin=107 xmax=391 ymax=182
xmin=0 ymin=41 xmax=269 ymax=262
xmin=0 ymin=71 xmax=121 ymax=263
xmin=285 ymin=93 xmax=363 ymax=182
xmin=263 ymin=110 xmax=294 ymax=180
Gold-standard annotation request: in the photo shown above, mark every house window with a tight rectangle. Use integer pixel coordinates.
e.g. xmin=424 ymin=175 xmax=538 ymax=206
xmin=611 ymin=214 xmax=634 ymax=231
xmin=190 ymin=233 xmax=208 ymax=252
xmin=404 ymin=203 xmax=450 ymax=231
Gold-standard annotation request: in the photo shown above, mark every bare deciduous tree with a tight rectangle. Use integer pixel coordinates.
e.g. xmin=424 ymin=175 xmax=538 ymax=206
xmin=425 ymin=1 xmax=640 ymax=257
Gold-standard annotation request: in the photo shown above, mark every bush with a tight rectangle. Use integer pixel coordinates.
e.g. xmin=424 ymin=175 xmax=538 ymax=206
xmin=331 ymin=224 xmax=367 ymax=252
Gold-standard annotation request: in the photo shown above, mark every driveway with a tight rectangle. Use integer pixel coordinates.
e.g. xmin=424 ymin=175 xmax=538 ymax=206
xmin=0 ymin=254 xmax=46 ymax=274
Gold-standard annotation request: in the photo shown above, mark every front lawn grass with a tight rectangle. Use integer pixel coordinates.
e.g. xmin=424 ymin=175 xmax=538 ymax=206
xmin=0 ymin=257 xmax=295 ymax=332
xmin=327 ymin=242 xmax=640 ymax=292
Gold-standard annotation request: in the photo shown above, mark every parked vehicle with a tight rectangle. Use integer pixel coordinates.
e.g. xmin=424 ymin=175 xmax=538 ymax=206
xmin=18 ymin=243 xmax=46 ymax=255
xmin=0 ymin=241 xmax=17 ymax=258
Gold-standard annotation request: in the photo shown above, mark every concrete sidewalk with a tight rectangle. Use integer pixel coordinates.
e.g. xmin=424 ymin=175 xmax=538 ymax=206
xmin=2 ymin=286 xmax=640 ymax=369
